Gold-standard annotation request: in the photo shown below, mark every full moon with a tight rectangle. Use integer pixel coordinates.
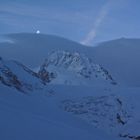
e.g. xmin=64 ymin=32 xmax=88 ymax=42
xmin=36 ymin=30 xmax=40 ymax=34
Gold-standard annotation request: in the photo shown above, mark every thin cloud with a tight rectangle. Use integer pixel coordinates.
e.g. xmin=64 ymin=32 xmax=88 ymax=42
xmin=81 ymin=0 xmax=114 ymax=45
xmin=0 ymin=3 xmax=93 ymax=25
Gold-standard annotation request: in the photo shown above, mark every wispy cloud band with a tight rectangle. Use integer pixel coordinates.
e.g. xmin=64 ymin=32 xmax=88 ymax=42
xmin=81 ymin=0 xmax=113 ymax=45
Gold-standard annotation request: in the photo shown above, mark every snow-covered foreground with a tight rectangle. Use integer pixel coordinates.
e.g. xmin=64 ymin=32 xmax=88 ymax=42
xmin=0 ymin=84 xmax=140 ymax=140
xmin=0 ymin=84 xmax=117 ymax=140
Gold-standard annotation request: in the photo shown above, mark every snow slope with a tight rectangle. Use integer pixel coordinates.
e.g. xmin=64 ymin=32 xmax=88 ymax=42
xmin=0 ymin=57 xmax=44 ymax=92
xmin=93 ymin=38 xmax=140 ymax=87
xmin=0 ymin=84 xmax=120 ymax=140
xmin=0 ymin=57 xmax=120 ymax=139
xmin=0 ymin=83 xmax=140 ymax=140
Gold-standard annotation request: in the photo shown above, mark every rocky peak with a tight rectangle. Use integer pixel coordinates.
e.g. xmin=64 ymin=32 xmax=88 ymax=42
xmin=38 ymin=51 xmax=117 ymax=85
xmin=0 ymin=57 xmax=44 ymax=92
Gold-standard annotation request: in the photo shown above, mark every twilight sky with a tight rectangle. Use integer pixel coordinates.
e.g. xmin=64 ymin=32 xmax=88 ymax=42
xmin=0 ymin=0 xmax=140 ymax=45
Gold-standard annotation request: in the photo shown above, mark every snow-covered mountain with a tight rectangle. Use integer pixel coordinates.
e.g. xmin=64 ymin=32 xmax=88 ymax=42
xmin=0 ymin=33 xmax=140 ymax=140
xmin=39 ymin=51 xmax=116 ymax=85
xmin=93 ymin=38 xmax=140 ymax=87
xmin=0 ymin=34 xmax=140 ymax=86
xmin=0 ymin=57 xmax=44 ymax=92
xmin=0 ymin=33 xmax=117 ymax=86
xmin=0 ymin=33 xmax=88 ymax=68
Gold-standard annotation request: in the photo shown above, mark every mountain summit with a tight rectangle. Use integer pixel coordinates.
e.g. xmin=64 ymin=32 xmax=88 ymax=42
xmin=39 ymin=51 xmax=116 ymax=86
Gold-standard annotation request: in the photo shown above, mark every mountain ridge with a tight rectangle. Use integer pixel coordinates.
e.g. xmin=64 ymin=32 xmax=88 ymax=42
xmin=0 ymin=33 xmax=140 ymax=86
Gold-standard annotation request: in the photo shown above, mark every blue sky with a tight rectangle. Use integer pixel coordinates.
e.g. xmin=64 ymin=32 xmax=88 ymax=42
xmin=0 ymin=0 xmax=140 ymax=45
